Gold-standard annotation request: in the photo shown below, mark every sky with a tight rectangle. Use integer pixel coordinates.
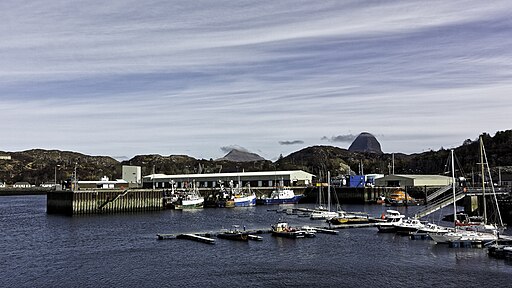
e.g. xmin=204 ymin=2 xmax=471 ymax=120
xmin=1 ymin=1 xmax=511 ymax=161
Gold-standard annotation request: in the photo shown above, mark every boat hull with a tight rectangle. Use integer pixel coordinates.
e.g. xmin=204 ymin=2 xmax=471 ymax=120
xmin=271 ymin=231 xmax=305 ymax=239
xmin=234 ymin=195 xmax=256 ymax=207
xmin=257 ymin=195 xmax=303 ymax=205
xmin=174 ymin=198 xmax=204 ymax=210
xmin=377 ymin=223 xmax=398 ymax=233
xmin=217 ymin=232 xmax=249 ymax=241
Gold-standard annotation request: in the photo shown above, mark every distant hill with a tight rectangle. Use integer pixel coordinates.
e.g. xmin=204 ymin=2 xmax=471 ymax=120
xmin=216 ymin=149 xmax=266 ymax=162
xmin=1 ymin=130 xmax=511 ymax=185
xmin=0 ymin=149 xmax=119 ymax=185
xmin=348 ymin=132 xmax=383 ymax=154
xmin=121 ymin=153 xmax=271 ymax=176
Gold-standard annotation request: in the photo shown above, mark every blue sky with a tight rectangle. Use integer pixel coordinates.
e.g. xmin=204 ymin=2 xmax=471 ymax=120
xmin=1 ymin=1 xmax=511 ymax=160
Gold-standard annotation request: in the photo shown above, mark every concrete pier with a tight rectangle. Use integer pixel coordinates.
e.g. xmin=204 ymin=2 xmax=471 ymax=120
xmin=47 ymin=189 xmax=163 ymax=215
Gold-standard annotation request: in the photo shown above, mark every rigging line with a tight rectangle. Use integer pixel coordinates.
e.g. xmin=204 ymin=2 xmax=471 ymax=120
xmin=443 ymin=152 xmax=451 ymax=175
xmin=453 ymin=152 xmax=466 ymax=180
xmin=482 ymin=140 xmax=504 ymax=227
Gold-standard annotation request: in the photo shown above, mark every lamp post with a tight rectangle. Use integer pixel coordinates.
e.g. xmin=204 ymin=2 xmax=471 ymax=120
xmin=54 ymin=165 xmax=60 ymax=189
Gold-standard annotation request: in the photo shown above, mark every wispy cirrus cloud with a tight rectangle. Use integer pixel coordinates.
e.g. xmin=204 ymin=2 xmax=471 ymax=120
xmin=1 ymin=1 xmax=511 ymax=159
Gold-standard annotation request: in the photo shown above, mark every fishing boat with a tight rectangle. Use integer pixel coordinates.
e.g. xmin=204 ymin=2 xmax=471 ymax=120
xmin=174 ymin=183 xmax=204 ymax=210
xmin=204 ymin=181 xmax=233 ymax=208
xmin=233 ymin=185 xmax=256 ymax=207
xmin=216 ymin=225 xmax=249 ymax=241
xmin=271 ymin=222 xmax=307 ymax=239
xmin=258 ymin=187 xmax=303 ymax=205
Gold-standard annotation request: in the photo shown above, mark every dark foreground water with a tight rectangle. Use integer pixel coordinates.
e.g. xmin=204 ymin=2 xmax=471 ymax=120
xmin=1 ymin=195 xmax=511 ymax=288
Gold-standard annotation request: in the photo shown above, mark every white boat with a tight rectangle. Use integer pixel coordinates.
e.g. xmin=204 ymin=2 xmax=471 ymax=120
xmin=394 ymin=218 xmax=426 ymax=235
xmin=376 ymin=210 xmax=405 ymax=233
xmin=430 ymin=143 xmax=504 ymax=244
xmin=258 ymin=177 xmax=303 ymax=205
xmin=310 ymin=209 xmax=339 ymax=220
xmin=430 ymin=230 xmax=498 ymax=244
xmin=174 ymin=183 xmax=204 ymax=209
xmin=271 ymin=222 xmax=307 ymax=239
xmin=300 ymin=225 xmax=317 ymax=238
xmin=232 ymin=184 xmax=256 ymax=207
xmin=233 ymin=193 xmax=256 ymax=207
xmin=310 ymin=172 xmax=338 ymax=220
xmin=416 ymin=223 xmax=453 ymax=235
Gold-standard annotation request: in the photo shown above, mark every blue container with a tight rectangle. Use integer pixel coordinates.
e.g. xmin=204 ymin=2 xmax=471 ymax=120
xmin=349 ymin=175 xmax=365 ymax=188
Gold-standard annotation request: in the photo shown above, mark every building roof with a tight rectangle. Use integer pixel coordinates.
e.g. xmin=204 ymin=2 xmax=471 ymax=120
xmin=391 ymin=174 xmax=452 ymax=181
xmin=78 ymin=179 xmax=128 ymax=184
xmin=144 ymin=170 xmax=315 ymax=180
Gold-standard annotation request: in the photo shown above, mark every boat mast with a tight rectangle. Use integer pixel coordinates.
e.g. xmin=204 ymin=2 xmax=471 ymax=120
xmin=451 ymin=149 xmax=456 ymax=228
xmin=328 ymin=171 xmax=331 ymax=212
xmin=481 ymin=138 xmax=504 ymax=228
xmin=480 ymin=136 xmax=487 ymax=224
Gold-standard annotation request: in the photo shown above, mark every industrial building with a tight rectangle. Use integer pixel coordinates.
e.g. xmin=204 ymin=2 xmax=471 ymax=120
xmin=374 ymin=174 xmax=453 ymax=188
xmin=78 ymin=176 xmax=128 ymax=189
xmin=122 ymin=165 xmax=142 ymax=188
xmin=142 ymin=170 xmax=315 ymax=189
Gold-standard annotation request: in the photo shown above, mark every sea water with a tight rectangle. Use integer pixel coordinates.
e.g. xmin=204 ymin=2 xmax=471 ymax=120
xmin=1 ymin=195 xmax=511 ymax=288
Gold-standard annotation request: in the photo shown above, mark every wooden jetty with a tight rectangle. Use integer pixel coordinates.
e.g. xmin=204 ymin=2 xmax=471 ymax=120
xmin=157 ymin=233 xmax=216 ymax=244
xmin=176 ymin=234 xmax=216 ymax=244
xmin=313 ymin=227 xmax=339 ymax=235
xmin=247 ymin=235 xmax=263 ymax=241
xmin=327 ymin=223 xmax=376 ymax=229
xmin=157 ymin=229 xmax=269 ymax=244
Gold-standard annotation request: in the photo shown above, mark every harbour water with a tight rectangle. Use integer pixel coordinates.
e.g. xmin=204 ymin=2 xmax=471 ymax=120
xmin=2 ymin=195 xmax=512 ymax=288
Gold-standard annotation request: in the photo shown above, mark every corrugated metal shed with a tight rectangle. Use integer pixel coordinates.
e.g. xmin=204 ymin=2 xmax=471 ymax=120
xmin=374 ymin=174 xmax=453 ymax=188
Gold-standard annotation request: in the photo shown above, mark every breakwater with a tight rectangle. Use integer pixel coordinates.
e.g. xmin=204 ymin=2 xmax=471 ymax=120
xmin=47 ymin=189 xmax=163 ymax=215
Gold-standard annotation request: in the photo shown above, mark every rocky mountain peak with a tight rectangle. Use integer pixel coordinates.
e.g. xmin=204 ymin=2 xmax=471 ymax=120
xmin=348 ymin=132 xmax=383 ymax=154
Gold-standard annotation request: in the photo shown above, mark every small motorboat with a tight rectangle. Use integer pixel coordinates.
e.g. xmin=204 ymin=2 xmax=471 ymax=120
xmin=271 ymin=222 xmax=307 ymax=239
xmin=217 ymin=225 xmax=249 ymax=241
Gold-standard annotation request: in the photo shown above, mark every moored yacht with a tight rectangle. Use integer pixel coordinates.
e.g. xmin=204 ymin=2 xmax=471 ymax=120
xmin=394 ymin=218 xmax=426 ymax=235
xmin=376 ymin=210 xmax=405 ymax=233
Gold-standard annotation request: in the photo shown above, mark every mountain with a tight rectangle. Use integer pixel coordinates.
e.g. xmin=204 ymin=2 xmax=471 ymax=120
xmin=216 ymin=149 xmax=266 ymax=162
xmin=275 ymin=145 xmax=389 ymax=180
xmin=348 ymin=132 xmax=383 ymax=154
xmin=1 ymin=130 xmax=511 ymax=185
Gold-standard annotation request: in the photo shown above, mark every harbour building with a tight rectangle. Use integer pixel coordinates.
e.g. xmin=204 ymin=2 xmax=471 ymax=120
xmin=142 ymin=170 xmax=314 ymax=190
xmin=374 ymin=174 xmax=453 ymax=188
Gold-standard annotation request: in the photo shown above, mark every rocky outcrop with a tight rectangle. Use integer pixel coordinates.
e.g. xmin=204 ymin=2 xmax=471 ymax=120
xmin=216 ymin=149 xmax=266 ymax=162
xmin=348 ymin=132 xmax=383 ymax=154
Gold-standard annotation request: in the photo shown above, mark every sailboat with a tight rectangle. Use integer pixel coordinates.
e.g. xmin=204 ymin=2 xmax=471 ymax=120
xmin=310 ymin=171 xmax=338 ymax=220
xmin=430 ymin=140 xmax=504 ymax=244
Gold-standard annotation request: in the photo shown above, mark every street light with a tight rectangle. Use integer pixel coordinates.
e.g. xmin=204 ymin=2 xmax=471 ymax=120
xmin=54 ymin=165 xmax=61 ymax=189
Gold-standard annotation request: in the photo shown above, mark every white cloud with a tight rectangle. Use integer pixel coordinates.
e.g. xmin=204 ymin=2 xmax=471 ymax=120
xmin=1 ymin=1 xmax=511 ymax=159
